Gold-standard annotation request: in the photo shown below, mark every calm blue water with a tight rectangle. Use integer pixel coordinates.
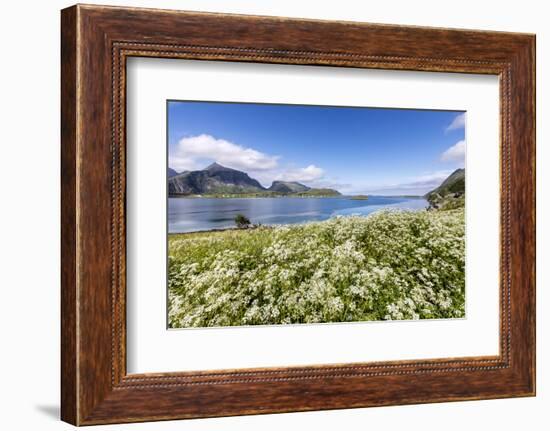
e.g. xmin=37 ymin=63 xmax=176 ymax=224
xmin=168 ymin=196 xmax=428 ymax=233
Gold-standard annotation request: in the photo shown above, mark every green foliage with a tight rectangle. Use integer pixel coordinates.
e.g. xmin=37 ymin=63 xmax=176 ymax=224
xmin=234 ymin=213 xmax=251 ymax=229
xmin=438 ymin=195 xmax=465 ymax=211
xmin=426 ymin=168 xmax=465 ymax=199
xmin=425 ymin=168 xmax=465 ymax=209
xmin=168 ymin=209 xmax=465 ymax=328
xmin=295 ymin=188 xmax=341 ymax=197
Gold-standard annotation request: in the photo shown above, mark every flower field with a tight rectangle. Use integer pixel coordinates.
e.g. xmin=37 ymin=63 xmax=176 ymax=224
xmin=168 ymin=208 xmax=465 ymax=328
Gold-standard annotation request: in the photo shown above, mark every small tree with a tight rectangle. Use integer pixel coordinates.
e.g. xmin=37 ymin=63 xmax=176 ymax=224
xmin=234 ymin=213 xmax=251 ymax=229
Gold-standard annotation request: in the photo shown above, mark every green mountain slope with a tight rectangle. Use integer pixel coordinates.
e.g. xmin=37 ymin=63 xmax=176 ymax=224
xmin=296 ymin=188 xmax=341 ymax=197
xmin=268 ymin=181 xmax=310 ymax=193
xmin=168 ymin=163 xmax=342 ymax=197
xmin=425 ymin=168 xmax=465 ymax=210
xmin=168 ymin=163 xmax=265 ymax=195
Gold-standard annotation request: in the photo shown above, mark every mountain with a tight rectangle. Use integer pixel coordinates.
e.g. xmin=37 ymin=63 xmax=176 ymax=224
xmin=168 ymin=163 xmax=265 ymax=195
xmin=167 ymin=167 xmax=179 ymax=178
xmin=425 ymin=168 xmax=465 ymax=209
xmin=268 ymin=181 xmax=310 ymax=194
xmin=426 ymin=168 xmax=465 ymax=197
xmin=268 ymin=181 xmax=340 ymax=196
xmin=168 ymin=163 xmax=342 ymax=197
xmin=299 ymin=188 xmax=341 ymax=197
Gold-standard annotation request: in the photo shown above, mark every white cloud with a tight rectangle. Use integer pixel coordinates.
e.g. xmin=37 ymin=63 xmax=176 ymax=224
xmin=411 ymin=170 xmax=455 ymax=185
xmin=356 ymin=170 xmax=453 ymax=196
xmin=169 ymin=134 xmax=328 ymax=188
xmin=445 ymin=113 xmax=466 ymax=132
xmin=169 ymin=134 xmax=279 ymax=172
xmin=276 ymin=165 xmax=325 ymax=182
xmin=440 ymin=140 xmax=465 ymax=164
xmin=307 ymin=179 xmax=352 ymax=191
xmin=168 ymin=155 xmax=201 ymax=172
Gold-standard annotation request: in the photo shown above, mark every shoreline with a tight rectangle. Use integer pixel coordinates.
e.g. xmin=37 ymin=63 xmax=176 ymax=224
xmin=168 ymin=194 xmax=423 ymax=200
xmin=168 ymin=205 xmax=432 ymax=236
xmin=169 ymin=226 xmax=242 ymax=236
xmin=169 ymin=195 xmax=344 ymax=199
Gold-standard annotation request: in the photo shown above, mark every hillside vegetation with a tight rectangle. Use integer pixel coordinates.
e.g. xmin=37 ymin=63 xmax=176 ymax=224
xmin=168 ymin=163 xmax=341 ymax=197
xmin=425 ymin=168 xmax=465 ymax=210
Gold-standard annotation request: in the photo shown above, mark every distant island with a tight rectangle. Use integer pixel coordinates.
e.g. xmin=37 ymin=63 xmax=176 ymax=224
xmin=168 ymin=163 xmax=343 ymax=198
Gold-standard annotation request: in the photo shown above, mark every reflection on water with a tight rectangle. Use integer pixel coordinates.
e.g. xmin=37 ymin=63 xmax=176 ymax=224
xmin=168 ymin=196 xmax=428 ymax=233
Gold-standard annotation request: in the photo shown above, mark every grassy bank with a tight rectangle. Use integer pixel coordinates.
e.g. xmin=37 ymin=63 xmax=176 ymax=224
xmin=168 ymin=208 xmax=465 ymax=328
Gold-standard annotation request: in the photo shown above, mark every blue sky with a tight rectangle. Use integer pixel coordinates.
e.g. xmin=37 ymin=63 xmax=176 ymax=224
xmin=168 ymin=101 xmax=465 ymax=195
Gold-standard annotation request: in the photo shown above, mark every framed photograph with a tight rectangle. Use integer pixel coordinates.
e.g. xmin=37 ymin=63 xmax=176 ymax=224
xmin=61 ymin=4 xmax=535 ymax=425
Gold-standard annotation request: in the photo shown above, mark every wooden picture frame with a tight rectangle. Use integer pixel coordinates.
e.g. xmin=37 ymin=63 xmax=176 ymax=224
xmin=61 ymin=4 xmax=535 ymax=425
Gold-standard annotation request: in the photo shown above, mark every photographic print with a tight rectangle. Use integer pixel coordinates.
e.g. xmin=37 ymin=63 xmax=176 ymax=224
xmin=167 ymin=101 xmax=466 ymax=329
